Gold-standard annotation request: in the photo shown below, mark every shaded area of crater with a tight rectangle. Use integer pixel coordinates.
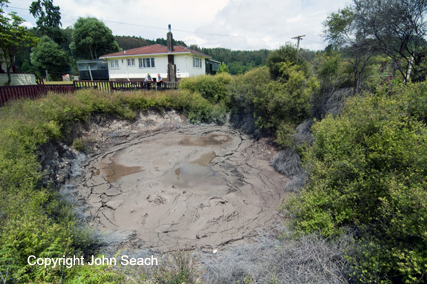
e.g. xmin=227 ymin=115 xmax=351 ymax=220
xmin=74 ymin=127 xmax=288 ymax=251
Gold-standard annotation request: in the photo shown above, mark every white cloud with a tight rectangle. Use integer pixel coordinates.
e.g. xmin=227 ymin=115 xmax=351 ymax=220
xmin=6 ymin=0 xmax=350 ymax=51
xmin=20 ymin=21 xmax=34 ymax=28
xmin=189 ymin=0 xmax=352 ymax=50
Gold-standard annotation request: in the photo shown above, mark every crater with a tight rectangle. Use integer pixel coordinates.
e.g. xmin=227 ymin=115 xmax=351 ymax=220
xmin=75 ymin=126 xmax=287 ymax=251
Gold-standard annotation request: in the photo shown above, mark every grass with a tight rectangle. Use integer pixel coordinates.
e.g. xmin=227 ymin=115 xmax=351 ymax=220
xmin=43 ymin=80 xmax=74 ymax=85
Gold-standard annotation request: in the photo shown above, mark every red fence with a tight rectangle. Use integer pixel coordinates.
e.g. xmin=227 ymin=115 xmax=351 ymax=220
xmin=72 ymin=80 xmax=179 ymax=92
xmin=0 ymin=84 xmax=75 ymax=106
xmin=44 ymin=84 xmax=75 ymax=94
xmin=0 ymin=80 xmax=179 ymax=107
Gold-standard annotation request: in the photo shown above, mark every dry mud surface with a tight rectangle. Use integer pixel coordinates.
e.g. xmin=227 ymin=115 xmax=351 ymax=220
xmin=69 ymin=114 xmax=287 ymax=252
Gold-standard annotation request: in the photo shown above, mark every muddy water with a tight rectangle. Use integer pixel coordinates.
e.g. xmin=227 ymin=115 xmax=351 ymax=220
xmin=76 ymin=126 xmax=287 ymax=251
xmin=96 ymin=152 xmax=144 ymax=183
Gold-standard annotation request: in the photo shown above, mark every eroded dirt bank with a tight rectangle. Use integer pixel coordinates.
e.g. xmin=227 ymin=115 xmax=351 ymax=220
xmin=65 ymin=111 xmax=287 ymax=252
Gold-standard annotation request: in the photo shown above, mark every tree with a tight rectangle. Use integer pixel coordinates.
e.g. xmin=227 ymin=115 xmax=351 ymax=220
xmin=115 ymin=35 xmax=150 ymax=50
xmin=29 ymin=0 xmax=64 ymax=44
xmin=323 ymin=7 xmax=376 ymax=94
xmin=217 ymin=62 xmax=229 ymax=74
xmin=0 ymin=0 xmax=39 ymax=85
xmin=353 ymin=0 xmax=427 ymax=82
xmin=69 ymin=17 xmax=120 ymax=60
xmin=31 ymin=35 xmax=68 ymax=80
xmin=266 ymin=44 xmax=299 ymax=80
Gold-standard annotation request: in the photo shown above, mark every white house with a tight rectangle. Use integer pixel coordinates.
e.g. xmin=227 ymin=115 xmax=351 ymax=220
xmin=99 ymin=27 xmax=219 ymax=82
xmin=100 ymin=44 xmax=217 ymax=81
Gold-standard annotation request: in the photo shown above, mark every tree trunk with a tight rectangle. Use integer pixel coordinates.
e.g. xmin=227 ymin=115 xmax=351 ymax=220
xmin=405 ymin=55 xmax=414 ymax=83
xmin=6 ymin=65 xmax=11 ymax=86
xmin=5 ymin=58 xmax=14 ymax=86
xmin=5 ymin=50 xmax=16 ymax=86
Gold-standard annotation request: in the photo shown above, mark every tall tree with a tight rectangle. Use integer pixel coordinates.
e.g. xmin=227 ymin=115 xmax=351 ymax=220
xmin=323 ymin=7 xmax=376 ymax=93
xmin=0 ymin=0 xmax=38 ymax=85
xmin=353 ymin=0 xmax=427 ymax=82
xmin=266 ymin=43 xmax=300 ymax=80
xmin=29 ymin=0 xmax=64 ymax=44
xmin=69 ymin=17 xmax=120 ymax=60
xmin=30 ymin=35 xmax=68 ymax=80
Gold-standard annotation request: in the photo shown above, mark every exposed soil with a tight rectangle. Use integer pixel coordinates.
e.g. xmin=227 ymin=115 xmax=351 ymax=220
xmin=64 ymin=111 xmax=287 ymax=252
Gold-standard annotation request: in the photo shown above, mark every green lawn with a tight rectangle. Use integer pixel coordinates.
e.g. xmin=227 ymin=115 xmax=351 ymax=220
xmin=43 ymin=80 xmax=74 ymax=85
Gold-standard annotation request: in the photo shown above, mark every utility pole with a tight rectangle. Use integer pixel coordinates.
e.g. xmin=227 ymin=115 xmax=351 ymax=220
xmin=292 ymin=35 xmax=306 ymax=51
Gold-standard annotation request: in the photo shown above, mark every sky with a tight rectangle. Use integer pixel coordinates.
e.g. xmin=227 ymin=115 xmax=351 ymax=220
xmin=5 ymin=0 xmax=351 ymax=51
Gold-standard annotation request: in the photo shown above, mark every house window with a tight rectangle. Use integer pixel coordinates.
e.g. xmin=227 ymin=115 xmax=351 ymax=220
xmin=193 ymin=57 xmax=202 ymax=68
xmin=110 ymin=60 xmax=119 ymax=69
xmin=127 ymin=59 xmax=135 ymax=66
xmin=139 ymin=58 xmax=155 ymax=68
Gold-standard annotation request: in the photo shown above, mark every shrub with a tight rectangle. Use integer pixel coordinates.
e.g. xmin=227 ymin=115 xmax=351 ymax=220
xmin=253 ymin=61 xmax=319 ymax=147
xmin=228 ymin=66 xmax=271 ymax=115
xmin=72 ymin=137 xmax=93 ymax=152
xmin=152 ymin=250 xmax=197 ymax=284
xmin=67 ymin=257 xmax=124 ymax=283
xmin=179 ymin=73 xmax=232 ymax=105
xmin=266 ymin=44 xmax=299 ymax=80
xmin=210 ymin=101 xmax=227 ymax=125
xmin=288 ymin=81 xmax=427 ymax=283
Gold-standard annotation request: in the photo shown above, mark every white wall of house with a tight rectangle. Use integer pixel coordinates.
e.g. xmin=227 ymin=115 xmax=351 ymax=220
xmin=107 ymin=55 xmax=168 ymax=80
xmin=175 ymin=55 xmax=205 ymax=78
xmin=105 ymin=53 xmax=207 ymax=80
xmin=175 ymin=55 xmax=189 ymax=78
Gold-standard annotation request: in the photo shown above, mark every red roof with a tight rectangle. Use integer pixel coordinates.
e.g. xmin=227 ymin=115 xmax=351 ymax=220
xmin=100 ymin=44 xmax=211 ymax=59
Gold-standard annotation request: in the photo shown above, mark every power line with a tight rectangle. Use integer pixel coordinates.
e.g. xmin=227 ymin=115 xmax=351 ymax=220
xmin=292 ymin=35 xmax=306 ymax=50
xmin=6 ymin=5 xmax=327 ymax=44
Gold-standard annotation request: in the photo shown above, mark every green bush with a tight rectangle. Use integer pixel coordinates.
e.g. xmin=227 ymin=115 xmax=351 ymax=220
xmin=266 ymin=43 xmax=299 ymax=80
xmin=228 ymin=63 xmax=318 ymax=148
xmin=72 ymin=137 xmax=93 ymax=152
xmin=253 ymin=61 xmax=319 ymax=147
xmin=288 ymin=81 xmax=427 ymax=283
xmin=210 ymin=101 xmax=227 ymax=124
xmin=67 ymin=257 xmax=124 ymax=284
xmin=152 ymin=250 xmax=196 ymax=284
xmin=179 ymin=90 xmax=213 ymax=124
xmin=179 ymin=73 xmax=232 ymax=104
xmin=228 ymin=66 xmax=271 ymax=114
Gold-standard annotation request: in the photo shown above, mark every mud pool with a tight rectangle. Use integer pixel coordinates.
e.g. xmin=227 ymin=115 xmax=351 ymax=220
xmin=73 ymin=125 xmax=287 ymax=251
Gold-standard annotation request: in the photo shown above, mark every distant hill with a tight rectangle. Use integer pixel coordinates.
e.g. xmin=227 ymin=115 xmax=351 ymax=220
xmin=189 ymin=45 xmax=271 ymax=75
xmin=115 ymin=36 xmax=271 ymax=75
xmin=115 ymin=36 xmax=187 ymax=50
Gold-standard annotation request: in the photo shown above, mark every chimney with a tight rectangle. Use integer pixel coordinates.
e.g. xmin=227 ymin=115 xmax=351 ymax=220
xmin=167 ymin=24 xmax=174 ymax=52
xmin=166 ymin=24 xmax=176 ymax=82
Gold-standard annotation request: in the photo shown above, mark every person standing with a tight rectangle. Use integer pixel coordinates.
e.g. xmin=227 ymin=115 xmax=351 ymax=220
xmin=144 ymin=73 xmax=152 ymax=90
xmin=156 ymin=73 xmax=163 ymax=91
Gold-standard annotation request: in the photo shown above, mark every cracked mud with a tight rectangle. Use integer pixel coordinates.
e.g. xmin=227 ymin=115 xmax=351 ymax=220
xmin=74 ymin=125 xmax=288 ymax=251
